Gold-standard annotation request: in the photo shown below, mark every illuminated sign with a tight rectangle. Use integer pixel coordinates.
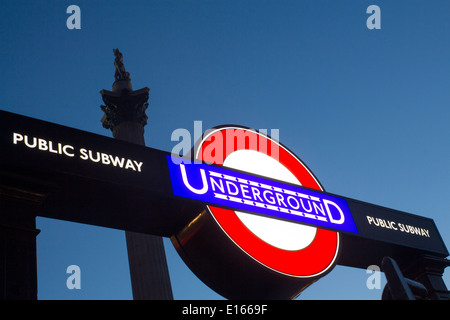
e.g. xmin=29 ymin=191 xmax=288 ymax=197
xmin=170 ymin=126 xmax=344 ymax=299
xmin=167 ymin=156 xmax=358 ymax=234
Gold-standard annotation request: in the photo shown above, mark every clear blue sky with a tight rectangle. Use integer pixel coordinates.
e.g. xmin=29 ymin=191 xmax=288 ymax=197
xmin=1 ymin=0 xmax=449 ymax=299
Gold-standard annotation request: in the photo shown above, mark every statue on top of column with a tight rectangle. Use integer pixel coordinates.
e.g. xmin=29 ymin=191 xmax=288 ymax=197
xmin=113 ymin=48 xmax=130 ymax=81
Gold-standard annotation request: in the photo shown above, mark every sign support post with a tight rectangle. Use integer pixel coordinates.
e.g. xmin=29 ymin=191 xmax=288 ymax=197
xmin=401 ymin=255 xmax=450 ymax=299
xmin=100 ymin=49 xmax=173 ymax=300
xmin=0 ymin=212 xmax=39 ymax=300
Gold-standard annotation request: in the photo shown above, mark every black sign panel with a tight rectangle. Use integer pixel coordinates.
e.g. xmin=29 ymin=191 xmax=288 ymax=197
xmin=346 ymin=198 xmax=448 ymax=257
xmin=0 ymin=110 xmax=448 ymax=260
xmin=0 ymin=110 xmax=162 ymax=189
xmin=0 ymin=110 xmax=202 ymax=236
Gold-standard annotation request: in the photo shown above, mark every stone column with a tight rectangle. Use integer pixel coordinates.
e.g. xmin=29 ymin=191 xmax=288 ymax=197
xmin=100 ymin=49 xmax=173 ymax=300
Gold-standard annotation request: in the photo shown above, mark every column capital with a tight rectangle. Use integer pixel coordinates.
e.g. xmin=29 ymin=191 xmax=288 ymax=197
xmin=100 ymin=87 xmax=150 ymax=133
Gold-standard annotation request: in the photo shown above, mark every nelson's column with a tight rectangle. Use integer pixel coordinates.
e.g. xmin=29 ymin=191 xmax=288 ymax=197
xmin=100 ymin=49 xmax=173 ymax=299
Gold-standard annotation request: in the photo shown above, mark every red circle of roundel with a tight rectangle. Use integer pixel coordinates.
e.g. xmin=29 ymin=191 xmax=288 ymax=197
xmin=196 ymin=126 xmax=339 ymax=278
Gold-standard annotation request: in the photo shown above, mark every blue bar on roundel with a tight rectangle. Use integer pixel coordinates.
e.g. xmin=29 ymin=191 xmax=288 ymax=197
xmin=166 ymin=155 xmax=358 ymax=234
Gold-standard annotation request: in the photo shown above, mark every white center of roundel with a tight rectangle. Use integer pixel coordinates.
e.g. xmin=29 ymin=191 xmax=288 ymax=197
xmin=223 ymin=149 xmax=317 ymax=251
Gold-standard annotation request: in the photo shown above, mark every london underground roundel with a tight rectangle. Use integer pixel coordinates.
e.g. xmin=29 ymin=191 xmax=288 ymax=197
xmin=170 ymin=126 xmax=340 ymax=299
